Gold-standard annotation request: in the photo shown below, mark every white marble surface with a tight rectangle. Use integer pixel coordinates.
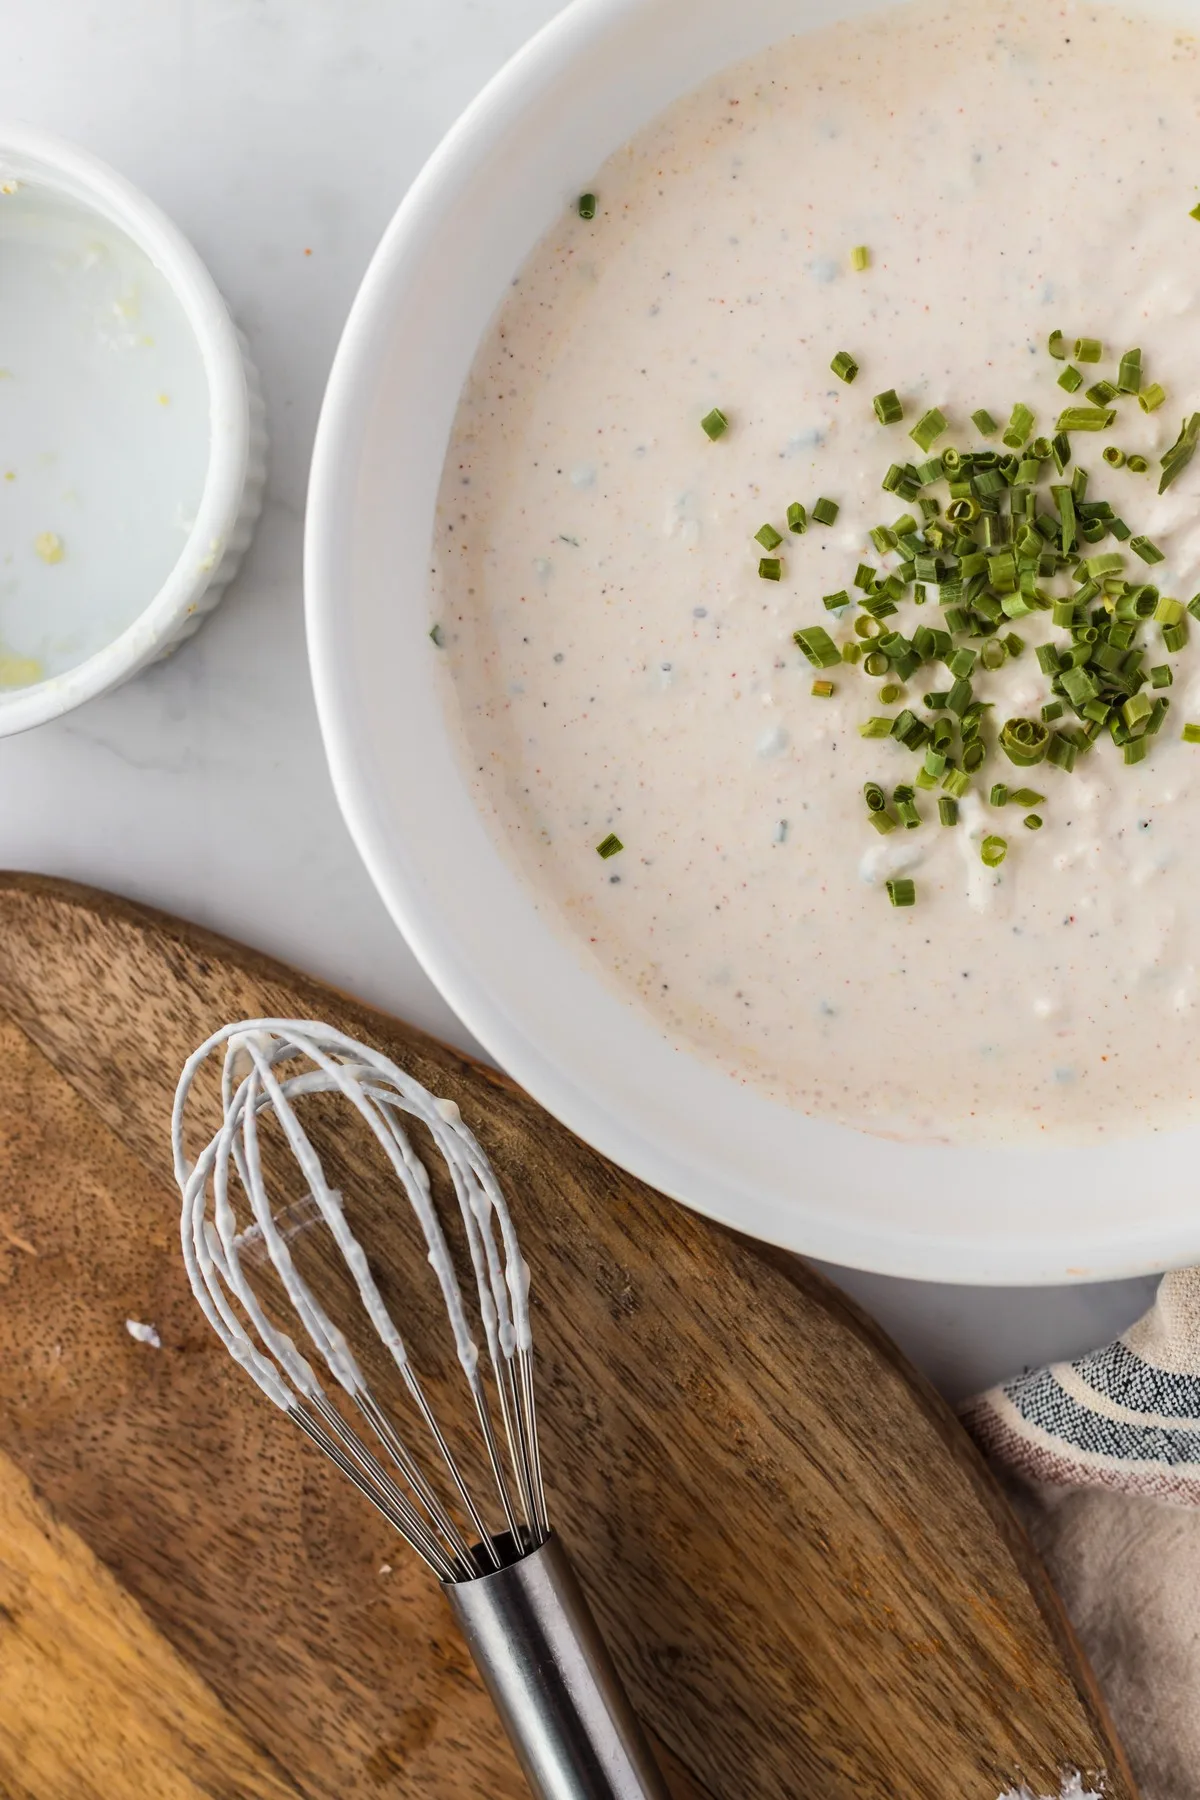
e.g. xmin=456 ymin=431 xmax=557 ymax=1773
xmin=0 ymin=0 xmax=1160 ymax=1399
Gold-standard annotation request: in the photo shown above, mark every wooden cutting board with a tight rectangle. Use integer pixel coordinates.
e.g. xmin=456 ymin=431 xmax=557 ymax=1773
xmin=0 ymin=873 xmax=1135 ymax=1800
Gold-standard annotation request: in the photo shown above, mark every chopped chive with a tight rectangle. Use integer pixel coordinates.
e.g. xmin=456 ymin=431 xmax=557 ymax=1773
xmin=1150 ymin=664 xmax=1174 ymax=689
xmin=1139 ymin=383 xmax=1167 ymax=413
xmin=874 ymin=390 xmax=904 ymax=425
xmin=1130 ymin=535 xmax=1165 ymax=565
xmin=1124 ymin=737 xmax=1148 ymax=765
xmin=989 ymin=783 xmax=1009 ymax=807
xmin=811 ymin=679 xmax=835 ymax=697
xmin=1103 ymin=446 xmax=1126 ymax=467
xmin=793 ymin=626 xmax=841 ymax=667
xmin=759 ymin=557 xmax=782 ymax=580
xmin=1154 ymin=596 xmax=1184 ymax=624
xmin=859 ymin=717 xmax=895 ymax=738
xmin=1057 ymin=365 xmax=1085 ymax=393
xmin=1042 ymin=700 xmax=1064 ymax=721
xmin=938 ymin=797 xmax=959 ymax=825
xmin=1084 ymin=551 xmax=1124 ymax=577
xmin=1127 ymin=454 xmax=1149 ymax=473
xmin=1023 ymin=813 xmax=1043 ymax=830
xmin=1159 ymin=412 xmax=1200 ymax=493
xmin=886 ymin=878 xmax=916 ymax=907
xmin=1086 ymin=380 xmax=1118 ymax=407
xmin=822 ymin=588 xmax=851 ymax=610
xmin=787 ymin=501 xmax=808 ymax=533
xmin=1192 ymin=204 xmax=1200 ymax=223
xmin=942 ymin=766 xmax=970 ymax=798
xmin=851 ymin=244 xmax=871 ymax=271
xmin=1074 ymin=337 xmax=1103 ymax=363
xmin=1057 ymin=406 xmax=1116 ymax=432
xmin=429 ymin=622 xmax=445 ymax=647
xmin=812 ymin=497 xmax=840 ymax=526
xmin=863 ymin=781 xmax=888 ymax=812
xmin=596 ymin=832 xmax=623 ymax=858
xmin=999 ymin=717 xmax=1050 ymax=766
xmin=1047 ymin=330 xmax=1067 ymax=361
xmin=1047 ymin=733 xmax=1079 ymax=772
xmin=980 ymin=835 xmax=1008 ymax=867
xmin=578 ymin=193 xmax=597 ymax=219
xmin=910 ymin=407 xmax=947 ymax=451
xmin=755 ymin=522 xmax=783 ymax=550
xmin=842 ymin=641 xmax=862 ymax=664
xmin=1164 ymin=620 xmax=1189 ymax=653
xmin=831 ymin=350 xmax=859 ymax=384
xmin=1118 ymin=349 xmax=1142 ymax=394
xmin=1183 ymin=723 xmax=1200 ymax=744
xmin=1009 ymin=788 xmax=1045 ymax=806
xmin=878 ymin=682 xmax=904 ymax=703
xmin=869 ymin=809 xmax=897 ymax=834
xmin=972 ymin=408 xmax=998 ymax=436
xmin=701 ymin=407 xmax=728 ymax=440
xmin=1003 ymin=403 xmax=1035 ymax=449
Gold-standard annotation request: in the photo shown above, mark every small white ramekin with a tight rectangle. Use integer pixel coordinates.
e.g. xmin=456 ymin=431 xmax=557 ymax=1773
xmin=0 ymin=125 xmax=266 ymax=736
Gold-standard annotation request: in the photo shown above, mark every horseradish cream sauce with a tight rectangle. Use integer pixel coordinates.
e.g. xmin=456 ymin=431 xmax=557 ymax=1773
xmin=434 ymin=0 xmax=1200 ymax=1145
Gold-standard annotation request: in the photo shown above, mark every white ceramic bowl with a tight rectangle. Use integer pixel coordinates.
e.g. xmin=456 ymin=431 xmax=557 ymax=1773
xmin=307 ymin=0 xmax=1196 ymax=1285
xmin=0 ymin=126 xmax=266 ymax=735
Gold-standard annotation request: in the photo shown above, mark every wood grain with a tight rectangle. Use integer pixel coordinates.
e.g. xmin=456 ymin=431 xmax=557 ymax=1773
xmin=0 ymin=873 xmax=1136 ymax=1799
xmin=0 ymin=1446 xmax=301 ymax=1800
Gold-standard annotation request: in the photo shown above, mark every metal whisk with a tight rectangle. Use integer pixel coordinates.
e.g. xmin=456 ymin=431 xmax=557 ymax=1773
xmin=173 ymin=1019 xmax=669 ymax=1800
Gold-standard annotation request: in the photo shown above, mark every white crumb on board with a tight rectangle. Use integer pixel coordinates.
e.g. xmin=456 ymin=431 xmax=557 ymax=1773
xmin=998 ymin=1776 xmax=1103 ymax=1800
xmin=125 ymin=1318 xmax=161 ymax=1348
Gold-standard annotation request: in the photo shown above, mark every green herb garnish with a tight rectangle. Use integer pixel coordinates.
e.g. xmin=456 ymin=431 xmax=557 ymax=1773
xmin=910 ymin=408 xmax=947 ymax=452
xmin=701 ymin=407 xmax=728 ymax=440
xmin=1160 ymin=413 xmax=1200 ymax=493
xmin=886 ymin=878 xmax=916 ymax=906
xmin=1057 ymin=405 xmax=1116 ymax=432
xmin=578 ymin=193 xmax=597 ymax=219
xmin=832 ymin=351 xmax=859 ymax=384
xmin=794 ymin=626 xmax=841 ymax=668
xmin=1003 ymin=404 xmax=1035 ymax=449
xmin=1118 ymin=349 xmax=1142 ymax=394
xmin=874 ymin=390 xmax=904 ymax=425
xmin=812 ymin=497 xmax=840 ymax=526
xmin=980 ymin=835 xmax=1008 ymax=867
xmin=596 ymin=833 xmax=623 ymax=858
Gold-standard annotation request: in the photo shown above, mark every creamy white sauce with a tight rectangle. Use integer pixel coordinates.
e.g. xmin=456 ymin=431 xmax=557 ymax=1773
xmin=0 ymin=182 xmax=209 ymax=686
xmin=435 ymin=0 xmax=1200 ymax=1145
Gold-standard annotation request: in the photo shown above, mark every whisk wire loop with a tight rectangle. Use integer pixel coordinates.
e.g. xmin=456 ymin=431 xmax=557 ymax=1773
xmin=173 ymin=1020 xmax=546 ymax=1580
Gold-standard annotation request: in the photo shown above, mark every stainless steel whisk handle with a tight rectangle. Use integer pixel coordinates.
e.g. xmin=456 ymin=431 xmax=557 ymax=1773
xmin=444 ymin=1533 xmax=672 ymax=1800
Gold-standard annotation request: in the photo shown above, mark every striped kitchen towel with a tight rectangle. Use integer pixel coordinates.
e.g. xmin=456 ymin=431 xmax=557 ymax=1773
xmin=962 ymin=1269 xmax=1200 ymax=1503
xmin=962 ymin=1269 xmax=1200 ymax=1800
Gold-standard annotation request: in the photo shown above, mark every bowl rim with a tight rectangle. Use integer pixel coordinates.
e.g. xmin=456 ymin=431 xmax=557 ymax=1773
xmin=306 ymin=0 xmax=1199 ymax=1286
xmin=0 ymin=123 xmax=251 ymax=733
